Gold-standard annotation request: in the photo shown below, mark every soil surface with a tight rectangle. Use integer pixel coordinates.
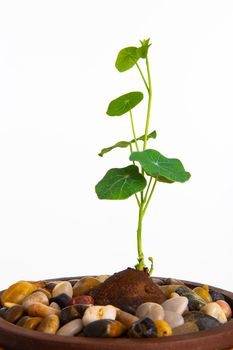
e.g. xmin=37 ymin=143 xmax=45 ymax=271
xmin=90 ymin=267 xmax=167 ymax=309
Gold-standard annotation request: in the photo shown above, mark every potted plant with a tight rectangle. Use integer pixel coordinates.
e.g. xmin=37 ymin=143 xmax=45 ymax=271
xmin=0 ymin=39 xmax=233 ymax=350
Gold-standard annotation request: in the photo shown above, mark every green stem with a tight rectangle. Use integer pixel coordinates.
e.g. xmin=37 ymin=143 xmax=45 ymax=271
xmin=136 ymin=205 xmax=145 ymax=270
xmin=143 ymin=176 xmax=152 ymax=204
xmin=129 ymin=110 xmax=139 ymax=151
xmin=129 ymin=143 xmax=140 ymax=207
xmin=143 ymin=56 xmax=152 ymax=151
xmin=143 ymin=178 xmax=157 ymax=216
xmin=136 ymin=62 xmax=149 ymax=93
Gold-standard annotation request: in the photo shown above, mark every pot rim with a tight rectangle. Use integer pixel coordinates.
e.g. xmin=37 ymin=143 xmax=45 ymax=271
xmin=0 ymin=277 xmax=233 ymax=350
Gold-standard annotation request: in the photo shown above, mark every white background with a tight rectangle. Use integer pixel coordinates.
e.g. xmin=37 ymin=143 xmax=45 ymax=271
xmin=0 ymin=0 xmax=233 ymax=291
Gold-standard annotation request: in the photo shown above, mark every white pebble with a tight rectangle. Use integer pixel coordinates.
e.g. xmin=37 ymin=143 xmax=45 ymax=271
xmin=164 ymin=310 xmax=184 ymax=328
xmin=82 ymin=305 xmax=116 ymax=326
xmin=162 ymin=296 xmax=188 ymax=315
xmin=136 ymin=302 xmax=164 ymax=320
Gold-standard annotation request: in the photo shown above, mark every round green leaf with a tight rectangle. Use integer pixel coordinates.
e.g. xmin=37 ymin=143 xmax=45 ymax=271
xmin=95 ymin=165 xmax=146 ymax=200
xmin=106 ymin=92 xmax=144 ymax=116
xmin=115 ymin=47 xmax=139 ymax=72
xmin=130 ymin=149 xmax=191 ymax=183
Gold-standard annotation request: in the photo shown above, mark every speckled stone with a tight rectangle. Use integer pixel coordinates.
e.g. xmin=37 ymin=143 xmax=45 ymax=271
xmin=176 ymin=286 xmax=206 ymax=310
xmin=84 ymin=319 xmax=126 ymax=338
xmin=128 ymin=317 xmax=157 ymax=338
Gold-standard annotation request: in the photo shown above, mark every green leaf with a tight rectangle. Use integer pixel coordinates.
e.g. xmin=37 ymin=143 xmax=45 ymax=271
xmin=98 ymin=130 xmax=157 ymax=157
xmin=95 ymin=165 xmax=147 ymax=200
xmin=106 ymin=92 xmax=144 ymax=116
xmin=98 ymin=141 xmax=129 ymax=157
xmin=135 ymin=130 xmax=156 ymax=142
xmin=115 ymin=47 xmax=139 ymax=72
xmin=130 ymin=149 xmax=191 ymax=183
xmin=137 ymin=38 xmax=151 ymax=59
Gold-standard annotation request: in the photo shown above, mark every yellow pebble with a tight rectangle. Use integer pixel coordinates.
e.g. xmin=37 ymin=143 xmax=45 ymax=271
xmin=202 ymin=285 xmax=209 ymax=292
xmin=1 ymin=281 xmax=36 ymax=306
xmin=193 ymin=286 xmax=212 ymax=303
xmin=154 ymin=320 xmax=172 ymax=337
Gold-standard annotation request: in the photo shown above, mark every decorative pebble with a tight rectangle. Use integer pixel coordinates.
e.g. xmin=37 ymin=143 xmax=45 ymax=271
xmin=169 ymin=292 xmax=180 ymax=298
xmin=1 ymin=281 xmax=36 ymax=306
xmin=164 ymin=278 xmax=185 ymax=286
xmin=37 ymin=314 xmax=60 ymax=334
xmin=164 ymin=310 xmax=184 ymax=328
xmin=28 ymin=303 xmax=60 ymax=318
xmin=159 ymin=285 xmax=182 ymax=298
xmin=128 ymin=317 xmax=157 ymax=338
xmin=96 ymin=275 xmax=110 ymax=283
xmin=34 ymin=288 xmax=51 ymax=299
xmin=154 ymin=320 xmax=172 ymax=337
xmin=184 ymin=311 xmax=221 ymax=331
xmin=209 ymin=289 xmax=225 ymax=302
xmin=120 ymin=305 xmax=136 ymax=315
xmin=82 ymin=305 xmax=116 ymax=326
xmin=201 ymin=302 xmax=227 ymax=324
xmin=73 ymin=277 xmax=101 ymax=297
xmin=172 ymin=321 xmax=199 ymax=335
xmin=162 ymin=296 xmax=188 ymax=315
xmin=84 ymin=319 xmax=126 ymax=338
xmin=216 ymin=300 xmax=232 ymax=319
xmin=57 ymin=318 xmax=83 ymax=336
xmin=49 ymin=302 xmax=61 ymax=311
xmin=3 ymin=305 xmax=24 ymax=323
xmin=61 ymin=304 xmax=91 ymax=325
xmin=22 ymin=291 xmax=49 ymax=310
xmin=68 ymin=295 xmax=94 ymax=306
xmin=50 ymin=293 xmax=71 ymax=308
xmin=136 ymin=302 xmax=164 ymax=320
xmin=116 ymin=309 xmax=139 ymax=329
xmin=193 ymin=286 xmax=212 ymax=303
xmin=176 ymin=286 xmax=206 ymax=310
xmin=22 ymin=317 xmax=42 ymax=330
xmin=0 ymin=307 xmax=7 ymax=318
xmin=52 ymin=281 xmax=73 ymax=298
xmin=16 ymin=316 xmax=31 ymax=327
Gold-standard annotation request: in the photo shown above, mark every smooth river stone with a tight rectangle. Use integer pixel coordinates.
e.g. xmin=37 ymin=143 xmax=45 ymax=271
xmin=128 ymin=317 xmax=157 ymax=338
xmin=22 ymin=317 xmax=42 ymax=330
xmin=73 ymin=277 xmax=101 ymax=297
xmin=136 ymin=302 xmax=164 ymax=321
xmin=193 ymin=286 xmax=212 ymax=303
xmin=184 ymin=311 xmax=221 ymax=331
xmin=1 ymin=281 xmax=36 ymax=306
xmin=201 ymin=302 xmax=227 ymax=323
xmin=3 ymin=305 xmax=24 ymax=323
xmin=216 ymin=300 xmax=232 ymax=319
xmin=176 ymin=286 xmax=206 ymax=310
xmin=49 ymin=302 xmax=61 ymax=311
xmin=61 ymin=304 xmax=90 ymax=325
xmin=57 ymin=318 xmax=83 ymax=336
xmin=22 ymin=291 xmax=49 ymax=310
xmin=68 ymin=295 xmax=94 ymax=306
xmin=154 ymin=320 xmax=172 ymax=337
xmin=172 ymin=321 xmax=199 ymax=336
xmin=164 ymin=310 xmax=184 ymax=328
xmin=50 ymin=293 xmax=71 ymax=308
xmin=209 ymin=289 xmax=225 ymax=302
xmin=52 ymin=281 xmax=73 ymax=298
xmin=116 ymin=309 xmax=139 ymax=329
xmin=84 ymin=319 xmax=126 ymax=338
xmin=162 ymin=296 xmax=188 ymax=315
xmin=28 ymin=303 xmax=60 ymax=318
xmin=37 ymin=314 xmax=60 ymax=334
xmin=159 ymin=285 xmax=182 ymax=298
xmin=82 ymin=305 xmax=116 ymax=327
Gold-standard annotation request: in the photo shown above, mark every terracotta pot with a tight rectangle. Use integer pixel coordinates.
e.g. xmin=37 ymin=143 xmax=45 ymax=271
xmin=0 ymin=277 xmax=233 ymax=350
